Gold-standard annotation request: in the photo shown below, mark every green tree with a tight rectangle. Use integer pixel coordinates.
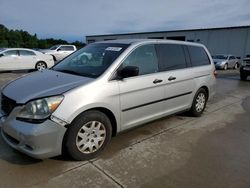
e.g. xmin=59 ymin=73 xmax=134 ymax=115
xmin=0 ymin=24 xmax=85 ymax=49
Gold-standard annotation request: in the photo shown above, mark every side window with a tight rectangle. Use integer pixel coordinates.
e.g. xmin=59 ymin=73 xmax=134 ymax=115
xmin=4 ymin=50 xmax=18 ymax=56
xmin=229 ymin=56 xmax=235 ymax=60
xmin=19 ymin=50 xmax=35 ymax=56
xmin=68 ymin=46 xmax=75 ymax=51
xmin=156 ymin=44 xmax=187 ymax=71
xmin=59 ymin=46 xmax=74 ymax=51
xmin=188 ymin=46 xmax=210 ymax=66
xmin=121 ymin=44 xmax=159 ymax=76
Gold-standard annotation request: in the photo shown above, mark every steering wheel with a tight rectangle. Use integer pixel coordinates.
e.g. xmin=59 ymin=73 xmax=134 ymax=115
xmin=78 ymin=55 xmax=88 ymax=65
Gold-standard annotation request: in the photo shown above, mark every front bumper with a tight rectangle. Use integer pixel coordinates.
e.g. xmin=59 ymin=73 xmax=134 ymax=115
xmin=0 ymin=107 xmax=67 ymax=159
xmin=214 ymin=63 xmax=225 ymax=69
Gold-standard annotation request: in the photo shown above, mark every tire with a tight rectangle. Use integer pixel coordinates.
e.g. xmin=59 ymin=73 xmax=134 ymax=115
xmin=234 ymin=63 xmax=239 ymax=69
xmin=240 ymin=73 xmax=247 ymax=81
xmin=224 ymin=63 xmax=228 ymax=70
xmin=63 ymin=110 xmax=112 ymax=161
xmin=189 ymin=88 xmax=208 ymax=117
xmin=35 ymin=61 xmax=47 ymax=71
xmin=52 ymin=55 xmax=57 ymax=62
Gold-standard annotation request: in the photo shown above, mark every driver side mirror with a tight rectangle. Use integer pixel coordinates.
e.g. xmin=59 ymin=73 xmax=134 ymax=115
xmin=117 ymin=66 xmax=139 ymax=79
xmin=0 ymin=54 xmax=4 ymax=57
xmin=57 ymin=48 xmax=62 ymax=51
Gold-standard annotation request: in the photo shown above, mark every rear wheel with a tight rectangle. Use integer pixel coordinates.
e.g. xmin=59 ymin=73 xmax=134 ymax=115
xmin=35 ymin=61 xmax=47 ymax=71
xmin=189 ymin=88 xmax=208 ymax=117
xmin=52 ymin=55 xmax=57 ymax=62
xmin=234 ymin=63 xmax=239 ymax=69
xmin=63 ymin=110 xmax=112 ymax=161
xmin=224 ymin=63 xmax=228 ymax=70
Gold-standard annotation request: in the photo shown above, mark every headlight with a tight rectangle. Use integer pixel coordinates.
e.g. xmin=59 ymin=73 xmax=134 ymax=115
xmin=241 ymin=61 xmax=246 ymax=66
xmin=217 ymin=61 xmax=226 ymax=65
xmin=17 ymin=95 xmax=64 ymax=121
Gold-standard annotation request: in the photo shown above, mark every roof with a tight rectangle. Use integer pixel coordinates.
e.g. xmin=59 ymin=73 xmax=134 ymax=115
xmin=95 ymin=39 xmax=157 ymax=44
xmin=94 ymin=39 xmax=206 ymax=48
xmin=2 ymin=48 xmax=35 ymax=51
xmin=86 ymin=25 xmax=250 ymax=38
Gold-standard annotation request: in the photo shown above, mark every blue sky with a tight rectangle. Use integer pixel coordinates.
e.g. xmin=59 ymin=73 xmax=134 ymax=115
xmin=1 ymin=0 xmax=250 ymax=42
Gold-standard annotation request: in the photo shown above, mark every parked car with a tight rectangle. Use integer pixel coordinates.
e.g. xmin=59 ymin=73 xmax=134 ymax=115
xmin=0 ymin=48 xmax=54 ymax=71
xmin=212 ymin=54 xmax=239 ymax=70
xmin=0 ymin=39 xmax=216 ymax=160
xmin=240 ymin=56 xmax=250 ymax=80
xmin=40 ymin=45 xmax=77 ymax=62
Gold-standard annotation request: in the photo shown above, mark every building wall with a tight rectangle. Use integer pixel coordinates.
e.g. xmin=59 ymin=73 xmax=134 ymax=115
xmin=86 ymin=26 xmax=250 ymax=58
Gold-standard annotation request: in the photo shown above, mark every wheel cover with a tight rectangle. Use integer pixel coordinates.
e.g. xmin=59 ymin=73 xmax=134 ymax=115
xmin=37 ymin=63 xmax=46 ymax=71
xmin=195 ymin=93 xmax=206 ymax=112
xmin=76 ymin=121 xmax=106 ymax=154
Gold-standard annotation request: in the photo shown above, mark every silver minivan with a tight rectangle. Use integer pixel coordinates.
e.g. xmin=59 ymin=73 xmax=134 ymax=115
xmin=0 ymin=39 xmax=216 ymax=160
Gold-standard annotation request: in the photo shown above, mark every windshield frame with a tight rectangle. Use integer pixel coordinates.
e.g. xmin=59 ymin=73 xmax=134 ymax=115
xmin=0 ymin=48 xmax=6 ymax=53
xmin=50 ymin=45 xmax=60 ymax=50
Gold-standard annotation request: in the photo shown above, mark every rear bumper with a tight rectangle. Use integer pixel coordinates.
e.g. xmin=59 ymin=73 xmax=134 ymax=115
xmin=0 ymin=109 xmax=67 ymax=159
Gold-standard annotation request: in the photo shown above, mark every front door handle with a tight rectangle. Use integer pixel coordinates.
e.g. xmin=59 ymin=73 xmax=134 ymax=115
xmin=168 ymin=76 xmax=176 ymax=81
xmin=153 ymin=79 xmax=163 ymax=84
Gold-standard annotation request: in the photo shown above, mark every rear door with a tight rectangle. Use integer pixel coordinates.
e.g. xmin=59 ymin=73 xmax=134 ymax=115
xmin=156 ymin=43 xmax=195 ymax=114
xmin=118 ymin=44 xmax=166 ymax=130
xmin=19 ymin=50 xmax=37 ymax=69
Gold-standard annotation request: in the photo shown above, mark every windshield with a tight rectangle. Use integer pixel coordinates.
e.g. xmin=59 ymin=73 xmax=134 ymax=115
xmin=52 ymin=43 xmax=129 ymax=78
xmin=0 ymin=48 xmax=6 ymax=52
xmin=50 ymin=45 xmax=60 ymax=50
xmin=212 ymin=55 xmax=228 ymax=60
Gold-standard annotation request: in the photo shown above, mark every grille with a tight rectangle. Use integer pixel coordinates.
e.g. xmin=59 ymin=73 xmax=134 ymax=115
xmin=244 ymin=59 xmax=250 ymax=67
xmin=1 ymin=94 xmax=16 ymax=115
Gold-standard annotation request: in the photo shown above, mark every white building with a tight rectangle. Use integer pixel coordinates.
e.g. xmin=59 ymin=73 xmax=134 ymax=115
xmin=86 ymin=26 xmax=250 ymax=58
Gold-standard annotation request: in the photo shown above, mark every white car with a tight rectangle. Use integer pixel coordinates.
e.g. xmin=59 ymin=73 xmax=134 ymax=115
xmin=40 ymin=45 xmax=77 ymax=62
xmin=0 ymin=48 xmax=54 ymax=71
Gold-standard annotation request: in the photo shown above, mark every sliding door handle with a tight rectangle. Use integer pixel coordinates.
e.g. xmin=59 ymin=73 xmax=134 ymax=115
xmin=168 ymin=76 xmax=176 ymax=81
xmin=153 ymin=79 xmax=163 ymax=84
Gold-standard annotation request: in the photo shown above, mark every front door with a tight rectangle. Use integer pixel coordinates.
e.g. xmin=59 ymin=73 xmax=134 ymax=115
xmin=118 ymin=44 xmax=166 ymax=130
xmin=0 ymin=50 xmax=19 ymax=71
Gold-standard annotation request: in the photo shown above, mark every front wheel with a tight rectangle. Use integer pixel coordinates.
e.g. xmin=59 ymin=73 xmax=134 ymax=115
xmin=240 ymin=73 xmax=247 ymax=81
xmin=189 ymin=88 xmax=208 ymax=117
xmin=35 ymin=61 xmax=47 ymax=71
xmin=224 ymin=63 xmax=228 ymax=70
xmin=63 ymin=110 xmax=112 ymax=161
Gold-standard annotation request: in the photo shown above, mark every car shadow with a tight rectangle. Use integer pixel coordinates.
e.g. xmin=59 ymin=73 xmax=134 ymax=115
xmin=0 ymin=70 xmax=30 ymax=74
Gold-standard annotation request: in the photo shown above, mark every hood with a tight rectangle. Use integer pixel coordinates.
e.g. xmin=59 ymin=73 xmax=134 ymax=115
xmin=213 ymin=59 xmax=227 ymax=64
xmin=2 ymin=69 xmax=93 ymax=104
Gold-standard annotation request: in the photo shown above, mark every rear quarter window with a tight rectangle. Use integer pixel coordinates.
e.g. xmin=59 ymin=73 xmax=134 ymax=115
xmin=188 ymin=46 xmax=211 ymax=67
xmin=60 ymin=46 xmax=75 ymax=51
